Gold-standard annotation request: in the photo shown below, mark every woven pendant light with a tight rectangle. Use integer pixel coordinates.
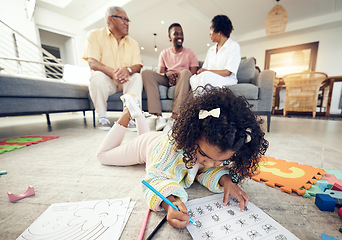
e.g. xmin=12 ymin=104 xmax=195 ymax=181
xmin=265 ymin=0 xmax=288 ymax=36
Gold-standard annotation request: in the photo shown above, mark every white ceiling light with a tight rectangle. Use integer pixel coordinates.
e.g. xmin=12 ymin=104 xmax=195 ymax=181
xmin=265 ymin=0 xmax=288 ymax=36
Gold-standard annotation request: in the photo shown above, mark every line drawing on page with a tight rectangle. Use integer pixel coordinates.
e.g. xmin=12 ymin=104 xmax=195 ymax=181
xmin=185 ymin=194 xmax=299 ymax=240
xmin=18 ymin=198 xmax=134 ymax=240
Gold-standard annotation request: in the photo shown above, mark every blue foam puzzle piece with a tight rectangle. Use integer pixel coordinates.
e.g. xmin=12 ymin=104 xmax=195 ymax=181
xmin=321 ymin=233 xmax=340 ymax=240
xmin=315 ymin=194 xmax=336 ymax=212
xmin=319 ymin=182 xmax=332 ymax=192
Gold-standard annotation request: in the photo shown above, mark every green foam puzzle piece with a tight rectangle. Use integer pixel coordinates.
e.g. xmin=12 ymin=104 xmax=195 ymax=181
xmin=301 ymin=179 xmax=328 ymax=198
xmin=0 ymin=144 xmax=26 ymax=153
xmin=5 ymin=137 xmax=42 ymax=143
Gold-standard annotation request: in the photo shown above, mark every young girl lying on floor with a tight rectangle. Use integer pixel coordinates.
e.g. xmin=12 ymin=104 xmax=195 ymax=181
xmin=97 ymin=85 xmax=268 ymax=229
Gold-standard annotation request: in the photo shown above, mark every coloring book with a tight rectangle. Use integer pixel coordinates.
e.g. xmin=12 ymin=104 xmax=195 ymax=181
xmin=185 ymin=194 xmax=299 ymax=240
xmin=17 ymin=198 xmax=135 ymax=240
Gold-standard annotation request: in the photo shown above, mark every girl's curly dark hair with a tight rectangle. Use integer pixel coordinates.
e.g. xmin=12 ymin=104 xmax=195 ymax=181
xmin=171 ymin=85 xmax=268 ymax=180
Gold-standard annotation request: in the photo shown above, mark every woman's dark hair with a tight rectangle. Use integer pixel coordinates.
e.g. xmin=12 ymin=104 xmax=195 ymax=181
xmin=211 ymin=15 xmax=233 ymax=38
xmin=171 ymin=85 xmax=268 ymax=180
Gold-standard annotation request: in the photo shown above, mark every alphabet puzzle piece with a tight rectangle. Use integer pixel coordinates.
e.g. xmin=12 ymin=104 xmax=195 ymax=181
xmin=322 ymin=173 xmax=342 ymax=186
xmin=252 ymin=156 xmax=326 ymax=195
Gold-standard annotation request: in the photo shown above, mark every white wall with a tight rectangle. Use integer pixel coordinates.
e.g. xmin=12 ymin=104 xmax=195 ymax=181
xmin=0 ymin=0 xmax=39 ymax=50
xmin=34 ymin=6 xmax=86 ymax=66
xmin=0 ymin=0 xmax=43 ymax=75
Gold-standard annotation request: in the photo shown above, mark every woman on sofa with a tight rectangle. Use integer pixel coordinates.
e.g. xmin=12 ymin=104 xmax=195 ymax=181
xmin=190 ymin=15 xmax=241 ymax=92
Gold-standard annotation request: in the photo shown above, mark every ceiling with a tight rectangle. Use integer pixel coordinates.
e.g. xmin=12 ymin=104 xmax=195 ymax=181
xmin=36 ymin=0 xmax=342 ymax=58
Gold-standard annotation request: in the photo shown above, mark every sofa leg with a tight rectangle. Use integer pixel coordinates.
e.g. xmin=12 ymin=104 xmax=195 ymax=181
xmin=45 ymin=114 xmax=51 ymax=126
xmin=266 ymin=112 xmax=271 ymax=132
xmin=92 ymin=110 xmax=96 ymax=127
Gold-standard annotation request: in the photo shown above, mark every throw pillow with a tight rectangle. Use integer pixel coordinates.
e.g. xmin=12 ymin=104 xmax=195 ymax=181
xmin=237 ymin=57 xmax=256 ymax=83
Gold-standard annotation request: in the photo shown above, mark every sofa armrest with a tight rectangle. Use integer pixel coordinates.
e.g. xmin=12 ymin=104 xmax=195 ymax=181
xmin=255 ymin=69 xmax=276 ymax=112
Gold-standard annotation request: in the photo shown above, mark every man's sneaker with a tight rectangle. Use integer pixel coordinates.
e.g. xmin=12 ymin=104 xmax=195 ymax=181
xmin=98 ymin=117 xmax=111 ymax=130
xmin=155 ymin=116 xmax=167 ymax=131
xmin=163 ymin=118 xmax=175 ymax=133
xmin=120 ymin=94 xmax=142 ymax=119
xmin=127 ymin=119 xmax=137 ymax=131
xmin=144 ymin=112 xmax=153 ymax=118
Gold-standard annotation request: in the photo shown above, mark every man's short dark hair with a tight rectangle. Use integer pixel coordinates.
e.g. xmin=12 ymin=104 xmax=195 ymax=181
xmin=211 ymin=15 xmax=233 ymax=38
xmin=168 ymin=23 xmax=182 ymax=34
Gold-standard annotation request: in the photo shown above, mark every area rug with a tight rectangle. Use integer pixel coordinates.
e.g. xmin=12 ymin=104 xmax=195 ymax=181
xmin=0 ymin=136 xmax=59 ymax=154
xmin=252 ymin=156 xmax=326 ymax=195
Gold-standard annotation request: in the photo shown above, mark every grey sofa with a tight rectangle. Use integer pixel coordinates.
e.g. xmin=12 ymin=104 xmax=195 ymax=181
xmin=0 ymin=74 xmax=91 ymax=126
xmin=103 ymin=58 xmax=275 ymax=131
xmin=0 ymin=57 xmax=275 ymax=131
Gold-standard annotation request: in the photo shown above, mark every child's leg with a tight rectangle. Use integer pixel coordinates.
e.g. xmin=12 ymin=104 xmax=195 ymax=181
xmin=97 ymin=109 xmax=140 ymax=165
xmin=135 ymin=114 xmax=150 ymax=135
xmin=97 ymin=107 xmax=152 ymax=166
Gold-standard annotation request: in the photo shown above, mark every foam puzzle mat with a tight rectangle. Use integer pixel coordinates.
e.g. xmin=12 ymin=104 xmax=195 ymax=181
xmin=301 ymin=170 xmax=342 ymax=198
xmin=0 ymin=136 xmax=59 ymax=154
xmin=252 ymin=156 xmax=326 ymax=195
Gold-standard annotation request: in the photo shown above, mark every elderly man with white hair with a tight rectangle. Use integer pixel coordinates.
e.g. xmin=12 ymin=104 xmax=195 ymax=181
xmin=83 ymin=6 xmax=143 ymax=130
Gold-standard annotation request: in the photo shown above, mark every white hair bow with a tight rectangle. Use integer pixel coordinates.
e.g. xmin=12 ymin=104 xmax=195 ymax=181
xmin=245 ymin=128 xmax=252 ymax=143
xmin=198 ymin=108 xmax=220 ymax=119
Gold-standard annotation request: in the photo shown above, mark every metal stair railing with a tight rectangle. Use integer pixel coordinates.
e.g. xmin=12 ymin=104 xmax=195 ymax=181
xmin=0 ymin=19 xmax=64 ymax=79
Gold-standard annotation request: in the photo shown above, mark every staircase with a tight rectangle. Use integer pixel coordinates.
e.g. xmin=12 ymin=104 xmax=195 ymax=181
xmin=0 ymin=20 xmax=64 ymax=79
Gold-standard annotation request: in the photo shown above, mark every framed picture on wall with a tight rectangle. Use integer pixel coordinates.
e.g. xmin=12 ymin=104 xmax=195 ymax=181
xmin=264 ymin=41 xmax=319 ymax=77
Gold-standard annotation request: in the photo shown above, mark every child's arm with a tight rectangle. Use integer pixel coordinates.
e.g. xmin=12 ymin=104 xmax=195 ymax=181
xmin=219 ymin=174 xmax=249 ymax=212
xmin=143 ymin=136 xmax=191 ymax=212
xmin=161 ymin=195 xmax=191 ymax=229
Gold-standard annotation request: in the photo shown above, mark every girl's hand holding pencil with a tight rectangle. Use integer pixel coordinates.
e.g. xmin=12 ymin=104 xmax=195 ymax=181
xmin=142 ymin=180 xmax=197 ymax=229
xmin=161 ymin=195 xmax=191 ymax=229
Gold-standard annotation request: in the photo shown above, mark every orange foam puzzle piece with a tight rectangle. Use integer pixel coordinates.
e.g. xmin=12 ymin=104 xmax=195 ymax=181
xmin=252 ymin=156 xmax=326 ymax=195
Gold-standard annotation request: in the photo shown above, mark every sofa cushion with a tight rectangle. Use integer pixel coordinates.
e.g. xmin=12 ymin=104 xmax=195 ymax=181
xmin=0 ymin=74 xmax=89 ymax=98
xmin=168 ymin=86 xmax=176 ymax=99
xmin=228 ymin=83 xmax=259 ymax=100
xmin=237 ymin=58 xmax=256 ymax=83
xmin=158 ymin=85 xmax=169 ymax=99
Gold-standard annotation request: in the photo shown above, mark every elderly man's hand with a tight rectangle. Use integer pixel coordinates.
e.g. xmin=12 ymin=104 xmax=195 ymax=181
xmin=113 ymin=68 xmax=129 ymax=84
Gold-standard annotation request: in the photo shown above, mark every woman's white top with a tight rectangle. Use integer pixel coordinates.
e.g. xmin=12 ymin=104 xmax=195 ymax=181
xmin=203 ymin=38 xmax=241 ymax=80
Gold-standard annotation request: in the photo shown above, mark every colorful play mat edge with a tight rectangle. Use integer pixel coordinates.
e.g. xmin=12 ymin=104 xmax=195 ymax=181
xmin=252 ymin=156 xmax=342 ymax=198
xmin=0 ymin=136 xmax=59 ymax=154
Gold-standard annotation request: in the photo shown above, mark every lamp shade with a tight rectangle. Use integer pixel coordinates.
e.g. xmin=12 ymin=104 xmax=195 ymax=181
xmin=265 ymin=4 xmax=288 ymax=36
